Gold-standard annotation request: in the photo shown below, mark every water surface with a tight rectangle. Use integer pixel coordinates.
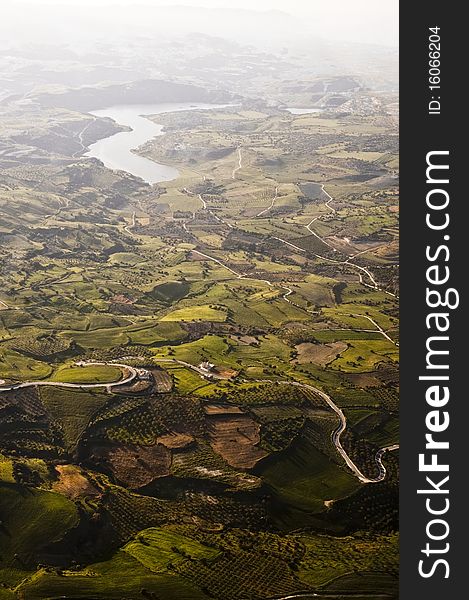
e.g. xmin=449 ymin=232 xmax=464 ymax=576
xmin=86 ymin=103 xmax=228 ymax=184
xmin=284 ymin=107 xmax=323 ymax=115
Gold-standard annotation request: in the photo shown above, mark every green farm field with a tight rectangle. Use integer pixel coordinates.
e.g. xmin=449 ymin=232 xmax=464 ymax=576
xmin=0 ymin=37 xmax=399 ymax=600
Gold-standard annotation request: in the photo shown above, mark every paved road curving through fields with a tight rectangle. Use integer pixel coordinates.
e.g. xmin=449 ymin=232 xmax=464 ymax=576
xmin=152 ymin=358 xmax=399 ymax=484
xmin=232 ymin=147 xmax=243 ymax=179
xmin=277 ymin=380 xmax=399 ymax=484
xmin=256 ymin=186 xmax=279 ymax=217
xmin=273 ymin=183 xmax=397 ymax=298
xmin=0 ymin=362 xmax=138 ymax=393
xmin=0 ymin=356 xmax=398 ymax=483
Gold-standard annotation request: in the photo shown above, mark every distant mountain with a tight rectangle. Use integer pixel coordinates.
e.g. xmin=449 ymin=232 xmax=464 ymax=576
xmin=35 ymin=79 xmax=239 ymax=111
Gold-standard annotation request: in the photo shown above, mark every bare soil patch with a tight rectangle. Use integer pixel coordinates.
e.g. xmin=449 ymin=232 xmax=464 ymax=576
xmin=151 ymin=367 xmax=173 ymax=392
xmin=344 ymin=365 xmax=399 ymax=387
xmin=53 ymin=464 xmax=99 ymax=499
xmin=208 ymin=416 xmax=268 ymax=470
xmin=295 ymin=341 xmax=347 ymax=366
xmin=204 ymin=404 xmax=244 ymax=416
xmin=92 ymin=443 xmax=171 ymax=489
xmin=116 ymin=380 xmax=152 ymax=394
xmin=213 ymin=366 xmax=238 ymax=379
xmin=157 ymin=432 xmax=194 ymax=449
xmin=230 ymin=335 xmax=259 ymax=346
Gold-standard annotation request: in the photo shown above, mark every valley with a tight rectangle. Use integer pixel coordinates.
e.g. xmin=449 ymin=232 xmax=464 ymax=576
xmin=0 ymin=28 xmax=399 ymax=600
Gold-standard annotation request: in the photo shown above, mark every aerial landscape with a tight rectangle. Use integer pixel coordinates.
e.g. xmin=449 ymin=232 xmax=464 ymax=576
xmin=0 ymin=1 xmax=399 ymax=598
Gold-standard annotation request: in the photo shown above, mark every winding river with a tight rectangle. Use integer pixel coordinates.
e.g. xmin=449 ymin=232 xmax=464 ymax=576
xmin=85 ymin=102 xmax=229 ymax=184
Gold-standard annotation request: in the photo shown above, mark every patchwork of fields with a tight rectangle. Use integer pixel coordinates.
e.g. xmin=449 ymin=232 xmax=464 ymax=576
xmin=0 ymin=73 xmax=398 ymax=598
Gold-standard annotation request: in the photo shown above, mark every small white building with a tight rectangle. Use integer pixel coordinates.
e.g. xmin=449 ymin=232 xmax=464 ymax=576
xmin=136 ymin=368 xmax=151 ymax=380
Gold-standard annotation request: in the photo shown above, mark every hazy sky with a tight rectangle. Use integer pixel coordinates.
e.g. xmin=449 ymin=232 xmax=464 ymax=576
xmin=5 ymin=0 xmax=399 ymax=47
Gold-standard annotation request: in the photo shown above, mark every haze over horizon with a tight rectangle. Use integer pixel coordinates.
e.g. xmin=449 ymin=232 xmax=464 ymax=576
xmin=3 ymin=0 xmax=398 ymax=48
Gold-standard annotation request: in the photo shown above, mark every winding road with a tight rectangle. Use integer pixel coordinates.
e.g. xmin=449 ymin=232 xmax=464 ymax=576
xmin=278 ymin=380 xmax=398 ymax=484
xmin=273 ymin=232 xmax=384 ymax=295
xmin=183 ymin=189 xmax=307 ymax=311
xmin=0 ymin=362 xmax=138 ymax=393
xmin=0 ymin=136 xmax=399 ymax=485
xmin=183 ymin=175 xmax=396 ymax=313
xmin=198 ymin=193 xmax=234 ymax=229
xmin=337 ymin=312 xmax=398 ymax=346
xmin=304 ymin=186 xmax=337 ymax=252
xmin=232 ymin=147 xmax=243 ymax=179
xmin=72 ymin=116 xmax=97 ymax=158
xmin=0 ymin=347 xmax=398 ymax=484
xmin=152 ymin=358 xmax=399 ymax=484
xmin=256 ymin=186 xmax=279 ymax=217
xmin=124 ymin=211 xmax=137 ymax=235
xmin=190 ymin=248 xmax=306 ymax=314
xmin=185 ymin=183 xmax=397 ymax=326
xmin=267 ymin=183 xmax=397 ymax=298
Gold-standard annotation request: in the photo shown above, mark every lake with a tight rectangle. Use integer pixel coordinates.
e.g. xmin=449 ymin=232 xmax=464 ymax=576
xmin=85 ymin=103 xmax=228 ymax=184
xmin=284 ymin=107 xmax=323 ymax=115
